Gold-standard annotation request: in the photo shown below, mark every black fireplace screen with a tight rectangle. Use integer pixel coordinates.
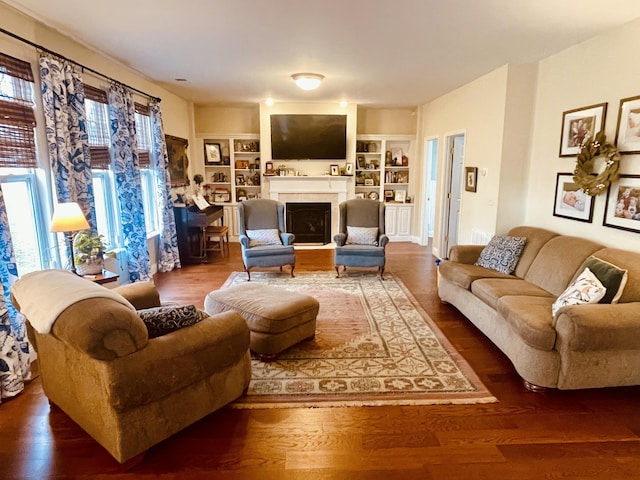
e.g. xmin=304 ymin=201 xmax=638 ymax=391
xmin=286 ymin=202 xmax=331 ymax=244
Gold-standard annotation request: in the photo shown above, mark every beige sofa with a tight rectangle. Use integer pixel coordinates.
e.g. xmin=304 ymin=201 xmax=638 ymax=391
xmin=11 ymin=270 xmax=251 ymax=464
xmin=437 ymin=226 xmax=640 ymax=391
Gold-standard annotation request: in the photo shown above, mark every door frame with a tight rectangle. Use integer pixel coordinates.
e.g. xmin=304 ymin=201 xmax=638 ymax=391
xmin=420 ymin=136 xmax=438 ymax=246
xmin=438 ymin=130 xmax=466 ymax=259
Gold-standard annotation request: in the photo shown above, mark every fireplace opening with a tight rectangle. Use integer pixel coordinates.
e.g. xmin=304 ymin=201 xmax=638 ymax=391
xmin=286 ymin=202 xmax=331 ymax=245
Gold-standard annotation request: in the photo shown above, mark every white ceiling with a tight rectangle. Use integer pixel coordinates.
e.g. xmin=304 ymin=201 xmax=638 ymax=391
xmin=4 ymin=0 xmax=640 ymax=107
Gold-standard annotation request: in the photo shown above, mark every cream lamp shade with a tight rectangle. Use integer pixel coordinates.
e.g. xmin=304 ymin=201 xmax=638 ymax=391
xmin=50 ymin=202 xmax=90 ymax=233
xmin=291 ymin=73 xmax=324 ymax=90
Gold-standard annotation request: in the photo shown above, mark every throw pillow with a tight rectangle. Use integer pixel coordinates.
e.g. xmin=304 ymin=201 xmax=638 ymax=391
xmin=551 ymin=267 xmax=606 ymax=318
xmin=138 ymin=304 xmax=206 ymax=338
xmin=346 ymin=226 xmax=379 ymax=246
xmin=246 ymin=228 xmax=282 ymax=247
xmin=475 ymin=235 xmax=527 ymax=275
xmin=577 ymin=256 xmax=628 ymax=304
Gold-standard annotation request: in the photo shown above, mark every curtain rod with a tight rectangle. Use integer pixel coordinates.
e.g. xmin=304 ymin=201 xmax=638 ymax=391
xmin=0 ymin=27 xmax=161 ymax=103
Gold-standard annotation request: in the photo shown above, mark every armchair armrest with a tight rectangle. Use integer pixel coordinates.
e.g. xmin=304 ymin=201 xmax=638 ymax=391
xmin=281 ymin=232 xmax=295 ymax=246
xmin=239 ymin=234 xmax=250 ymax=248
xmin=448 ymin=244 xmax=485 ymax=264
xmin=334 ymin=232 xmax=347 ymax=246
xmin=554 ymin=302 xmax=640 ymax=351
xmin=113 ymin=281 xmax=160 ymax=309
xmin=379 ymin=233 xmax=389 ymax=248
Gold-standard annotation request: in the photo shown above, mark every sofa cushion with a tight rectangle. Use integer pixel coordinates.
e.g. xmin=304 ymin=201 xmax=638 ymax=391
xmin=576 ymin=256 xmax=628 ymax=304
xmin=507 ymin=226 xmax=559 ymax=278
xmin=471 ymin=278 xmax=553 ymax=310
xmin=524 ymin=235 xmax=603 ymax=296
xmin=497 ymin=295 xmax=558 ymax=351
xmin=475 ymin=235 xmax=527 ymax=274
xmin=439 ymin=261 xmax=513 ymax=290
xmin=138 ymin=305 xmax=206 ymax=338
xmin=590 ymin=248 xmax=640 ymax=303
xmin=246 ymin=228 xmax=282 ymax=247
xmin=551 ymin=268 xmax=606 ymax=318
xmin=346 ymin=226 xmax=378 ymax=245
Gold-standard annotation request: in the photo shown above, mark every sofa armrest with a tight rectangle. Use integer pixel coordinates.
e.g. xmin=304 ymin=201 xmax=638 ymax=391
xmin=448 ymin=244 xmax=485 ymax=264
xmin=107 ymin=311 xmax=250 ymax=412
xmin=113 ymin=281 xmax=160 ymax=309
xmin=554 ymin=303 xmax=640 ymax=351
xmin=50 ymin=297 xmax=149 ymax=361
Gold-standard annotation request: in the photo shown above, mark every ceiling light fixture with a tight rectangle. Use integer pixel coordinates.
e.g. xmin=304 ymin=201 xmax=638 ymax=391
xmin=291 ymin=73 xmax=324 ymax=90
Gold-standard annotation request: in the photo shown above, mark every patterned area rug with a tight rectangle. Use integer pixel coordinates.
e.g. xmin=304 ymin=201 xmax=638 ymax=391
xmin=222 ymin=271 xmax=496 ymax=408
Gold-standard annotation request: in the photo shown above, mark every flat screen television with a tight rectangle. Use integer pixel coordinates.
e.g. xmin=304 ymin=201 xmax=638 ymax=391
xmin=270 ymin=114 xmax=347 ymax=160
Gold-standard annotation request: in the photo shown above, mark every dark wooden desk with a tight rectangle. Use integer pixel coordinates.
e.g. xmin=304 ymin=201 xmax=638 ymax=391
xmin=173 ymin=205 xmax=224 ymax=264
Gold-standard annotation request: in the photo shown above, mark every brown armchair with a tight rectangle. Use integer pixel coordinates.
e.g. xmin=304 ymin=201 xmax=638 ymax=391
xmin=11 ymin=269 xmax=251 ymax=464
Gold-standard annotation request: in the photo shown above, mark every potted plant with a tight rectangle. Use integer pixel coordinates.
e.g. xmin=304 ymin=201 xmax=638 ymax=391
xmin=73 ymin=230 xmax=112 ymax=275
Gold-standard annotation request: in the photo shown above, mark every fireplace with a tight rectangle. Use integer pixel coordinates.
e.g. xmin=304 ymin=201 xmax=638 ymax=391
xmin=286 ymin=202 xmax=331 ymax=245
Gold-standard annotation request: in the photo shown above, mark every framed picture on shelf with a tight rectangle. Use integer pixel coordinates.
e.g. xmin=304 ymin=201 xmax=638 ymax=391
xmin=553 ymin=172 xmax=594 ymax=223
xmin=204 ymin=142 xmax=222 ymax=165
xmin=615 ymin=95 xmax=640 ymax=154
xmin=330 ymin=164 xmax=340 ymax=176
xmin=394 ymin=190 xmax=407 ymax=203
xmin=355 ymin=193 xmax=365 ymax=199
xmin=603 ymin=174 xmax=640 ymax=233
xmin=559 ymin=103 xmax=607 ymax=157
xmin=364 ymin=178 xmax=375 ymax=186
xmin=357 ymin=156 xmax=366 ymax=169
xmin=384 ymin=190 xmax=394 ymax=201
xmin=165 ymin=135 xmax=189 ymax=186
xmin=345 ymin=163 xmax=354 ymax=175
xmin=465 ymin=167 xmax=478 ymax=193
xmin=235 ymin=175 xmax=245 ymax=185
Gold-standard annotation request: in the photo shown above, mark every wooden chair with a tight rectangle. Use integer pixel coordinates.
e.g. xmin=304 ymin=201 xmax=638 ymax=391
xmin=206 ymin=225 xmax=229 ymax=256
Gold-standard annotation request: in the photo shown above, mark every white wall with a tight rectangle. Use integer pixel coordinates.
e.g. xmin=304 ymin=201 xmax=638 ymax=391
xmin=526 ymin=17 xmax=640 ymax=252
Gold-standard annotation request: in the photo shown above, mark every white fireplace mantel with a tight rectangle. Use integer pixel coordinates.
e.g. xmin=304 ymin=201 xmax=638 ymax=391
xmin=267 ymin=176 xmax=350 ymax=241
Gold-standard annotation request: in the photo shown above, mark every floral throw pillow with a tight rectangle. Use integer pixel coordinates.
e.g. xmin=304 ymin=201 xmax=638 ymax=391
xmin=138 ymin=305 xmax=206 ymax=338
xmin=551 ymin=267 xmax=606 ymax=318
xmin=346 ymin=226 xmax=379 ymax=246
xmin=246 ymin=228 xmax=282 ymax=247
xmin=577 ymin=256 xmax=628 ymax=304
xmin=475 ymin=235 xmax=527 ymax=275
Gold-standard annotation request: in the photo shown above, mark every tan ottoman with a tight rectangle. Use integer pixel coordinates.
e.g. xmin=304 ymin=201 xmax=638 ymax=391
xmin=204 ymin=283 xmax=319 ymax=360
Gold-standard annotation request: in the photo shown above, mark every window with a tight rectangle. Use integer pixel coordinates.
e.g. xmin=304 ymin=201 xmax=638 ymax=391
xmin=0 ymin=52 xmax=47 ymax=274
xmin=135 ymin=104 xmax=159 ymax=235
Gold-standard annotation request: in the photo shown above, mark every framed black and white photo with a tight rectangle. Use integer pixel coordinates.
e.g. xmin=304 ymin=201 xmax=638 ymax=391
xmin=204 ymin=142 xmax=222 ymax=165
xmin=615 ymin=95 xmax=640 ymax=154
xmin=465 ymin=166 xmax=477 ymax=193
xmin=559 ymin=103 xmax=607 ymax=157
xmin=345 ymin=163 xmax=354 ymax=175
xmin=553 ymin=172 xmax=594 ymax=223
xmin=603 ymin=175 xmax=640 ymax=233
xmin=330 ymin=164 xmax=340 ymax=176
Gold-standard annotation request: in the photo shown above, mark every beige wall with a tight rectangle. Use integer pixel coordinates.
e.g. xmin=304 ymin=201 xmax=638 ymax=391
xmin=525 ymin=17 xmax=640 ymax=252
xmin=194 ymin=105 xmax=260 ymax=134
xmin=357 ymin=107 xmax=417 ymax=135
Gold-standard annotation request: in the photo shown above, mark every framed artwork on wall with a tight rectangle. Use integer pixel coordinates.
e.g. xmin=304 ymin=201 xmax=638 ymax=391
xmin=204 ymin=142 xmax=222 ymax=165
xmin=559 ymin=103 xmax=607 ymax=157
xmin=603 ymin=174 xmax=640 ymax=233
xmin=552 ymin=172 xmax=594 ymax=223
xmin=165 ymin=135 xmax=189 ymax=187
xmin=615 ymin=95 xmax=640 ymax=154
xmin=465 ymin=166 xmax=478 ymax=193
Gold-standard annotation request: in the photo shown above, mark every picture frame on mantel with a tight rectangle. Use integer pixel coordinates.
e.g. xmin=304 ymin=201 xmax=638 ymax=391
xmin=330 ymin=164 xmax=340 ymax=176
xmin=559 ymin=103 xmax=607 ymax=157
xmin=615 ymin=95 xmax=640 ymax=154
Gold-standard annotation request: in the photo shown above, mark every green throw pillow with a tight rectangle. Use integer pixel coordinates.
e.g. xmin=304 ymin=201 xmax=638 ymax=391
xmin=577 ymin=256 xmax=628 ymax=304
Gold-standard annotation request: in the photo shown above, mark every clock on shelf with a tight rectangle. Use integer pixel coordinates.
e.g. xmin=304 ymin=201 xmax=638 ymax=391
xmin=368 ymin=191 xmax=379 ymax=200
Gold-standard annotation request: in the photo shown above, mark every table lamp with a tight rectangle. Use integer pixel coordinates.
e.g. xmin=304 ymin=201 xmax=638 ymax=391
xmin=50 ymin=202 xmax=90 ymax=274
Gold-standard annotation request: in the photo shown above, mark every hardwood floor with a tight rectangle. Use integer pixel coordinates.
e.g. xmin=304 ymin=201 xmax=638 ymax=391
xmin=3 ymin=242 xmax=640 ymax=479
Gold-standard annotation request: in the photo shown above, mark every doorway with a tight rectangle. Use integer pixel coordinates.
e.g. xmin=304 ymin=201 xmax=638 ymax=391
xmin=421 ymin=137 xmax=438 ymax=246
xmin=440 ymin=132 xmax=465 ymax=258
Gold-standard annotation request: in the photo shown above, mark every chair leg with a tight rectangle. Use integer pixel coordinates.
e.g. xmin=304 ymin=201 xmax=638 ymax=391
xmin=290 ymin=264 xmax=295 ymax=278
xmin=379 ymin=266 xmax=385 ymax=280
xmin=335 ymin=265 xmax=341 ymax=278
xmin=245 ymin=265 xmax=251 ymax=281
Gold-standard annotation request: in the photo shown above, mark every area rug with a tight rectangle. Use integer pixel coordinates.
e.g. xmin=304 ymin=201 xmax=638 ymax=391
xmin=221 ymin=271 xmax=496 ymax=408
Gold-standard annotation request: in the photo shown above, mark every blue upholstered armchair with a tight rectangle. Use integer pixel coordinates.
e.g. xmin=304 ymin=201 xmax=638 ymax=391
xmin=334 ymin=199 xmax=389 ymax=279
xmin=237 ymin=199 xmax=296 ymax=281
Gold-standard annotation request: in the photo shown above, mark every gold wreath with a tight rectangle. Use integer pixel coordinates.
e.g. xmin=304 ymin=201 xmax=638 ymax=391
xmin=572 ymin=131 xmax=620 ymax=196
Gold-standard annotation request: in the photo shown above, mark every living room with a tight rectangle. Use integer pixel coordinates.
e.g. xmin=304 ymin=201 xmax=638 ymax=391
xmin=2 ymin=1 xmax=640 ymax=477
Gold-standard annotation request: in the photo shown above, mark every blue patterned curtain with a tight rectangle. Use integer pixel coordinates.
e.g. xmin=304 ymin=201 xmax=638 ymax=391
xmin=39 ymin=54 xmax=96 ymax=227
xmin=0 ymin=186 xmax=31 ymax=403
xmin=108 ymin=84 xmax=151 ymax=282
xmin=149 ymin=101 xmax=180 ymax=272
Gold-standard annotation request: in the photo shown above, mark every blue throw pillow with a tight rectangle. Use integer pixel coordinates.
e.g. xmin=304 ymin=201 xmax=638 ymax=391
xmin=475 ymin=235 xmax=527 ymax=275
